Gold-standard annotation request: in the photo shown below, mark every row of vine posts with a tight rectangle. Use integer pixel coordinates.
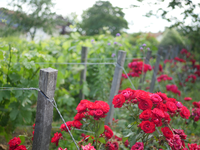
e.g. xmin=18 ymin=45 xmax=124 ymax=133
xmin=32 ymin=45 xmax=181 ymax=149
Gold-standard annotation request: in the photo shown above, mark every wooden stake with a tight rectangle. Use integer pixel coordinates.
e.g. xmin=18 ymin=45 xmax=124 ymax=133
xmin=105 ymin=50 xmax=126 ymax=125
xmin=32 ymin=68 xmax=58 ymax=150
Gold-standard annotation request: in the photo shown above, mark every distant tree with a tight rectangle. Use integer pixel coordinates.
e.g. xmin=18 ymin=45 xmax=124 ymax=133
xmin=80 ymin=1 xmax=128 ymax=35
xmin=1 ymin=0 xmax=57 ymax=40
xmin=134 ymin=0 xmax=200 ymax=51
xmin=159 ymin=28 xmax=185 ymax=47
xmin=56 ymin=13 xmax=78 ymax=35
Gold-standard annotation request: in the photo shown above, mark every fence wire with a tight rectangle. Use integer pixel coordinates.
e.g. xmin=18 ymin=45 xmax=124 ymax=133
xmin=0 ymin=61 xmax=142 ymax=149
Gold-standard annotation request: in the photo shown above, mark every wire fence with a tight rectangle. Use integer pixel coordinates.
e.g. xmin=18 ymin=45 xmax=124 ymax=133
xmin=0 ymin=52 xmax=173 ymax=149
xmin=0 ymin=61 xmax=136 ymax=149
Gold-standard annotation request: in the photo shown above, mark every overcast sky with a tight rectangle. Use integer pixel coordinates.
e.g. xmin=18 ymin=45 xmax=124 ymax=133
xmin=1 ymin=0 xmax=197 ymax=33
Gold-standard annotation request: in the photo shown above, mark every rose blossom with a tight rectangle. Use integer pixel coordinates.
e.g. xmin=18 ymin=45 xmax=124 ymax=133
xmin=131 ymin=142 xmax=144 ymax=150
xmin=139 ymin=109 xmax=152 ymax=120
xmin=150 ymin=94 xmax=162 ymax=104
xmin=180 ymin=106 xmax=190 ymax=119
xmin=81 ymin=143 xmax=96 ymax=150
xmin=161 ymin=127 xmax=173 ymax=139
xmin=112 ymin=94 xmax=125 ymax=108
xmin=139 ymin=121 xmax=155 ymax=133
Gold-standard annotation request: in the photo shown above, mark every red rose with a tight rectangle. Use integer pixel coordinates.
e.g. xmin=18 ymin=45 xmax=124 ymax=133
xmin=173 ymin=129 xmax=187 ymax=139
xmin=8 ymin=137 xmax=21 ymax=150
xmin=58 ymin=148 xmax=67 ymax=150
xmin=76 ymin=99 xmax=90 ymax=113
xmin=167 ymin=98 xmax=176 ymax=103
xmin=152 ymin=108 xmax=165 ymax=118
xmin=14 ymin=145 xmax=27 ymax=150
xmin=164 ymin=112 xmax=171 ymax=123
xmin=139 ymin=121 xmax=155 ymax=133
xmin=95 ymin=101 xmax=110 ymax=114
xmin=51 ymin=132 xmax=62 ymax=146
xmin=136 ymin=90 xmax=150 ymax=101
xmin=104 ymin=125 xmax=113 ymax=139
xmin=120 ymin=88 xmax=134 ymax=100
xmin=139 ymin=109 xmax=152 ymax=120
xmin=180 ymin=106 xmax=190 ymax=119
xmin=188 ymin=143 xmax=200 ymax=150
xmin=184 ymin=97 xmax=192 ymax=101
xmin=124 ymin=139 xmax=129 ymax=147
xmin=131 ymin=142 xmax=144 ymax=150
xmin=74 ymin=113 xmax=85 ymax=121
xmin=166 ymin=101 xmax=177 ymax=113
xmin=156 ymin=92 xmax=168 ymax=101
xmin=151 ymin=115 xmax=162 ymax=127
xmin=112 ymin=94 xmax=125 ymax=108
xmin=156 ymin=102 xmax=167 ymax=112
xmin=60 ymin=121 xmax=73 ymax=132
xmin=193 ymin=102 xmax=200 ymax=108
xmin=105 ymin=141 xmax=115 ymax=150
xmin=161 ymin=127 xmax=173 ymax=139
xmin=112 ymin=142 xmax=119 ymax=150
xmin=150 ymin=94 xmax=162 ymax=104
xmin=138 ymin=99 xmax=153 ymax=110
xmin=72 ymin=120 xmax=82 ymax=129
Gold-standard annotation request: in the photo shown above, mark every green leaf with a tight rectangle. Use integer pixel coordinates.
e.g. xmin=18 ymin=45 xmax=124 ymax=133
xmin=68 ymin=46 xmax=76 ymax=52
xmin=87 ymin=135 xmax=95 ymax=144
xmin=71 ymin=32 xmax=80 ymax=40
xmin=20 ymin=110 xmax=32 ymax=123
xmin=83 ymin=81 xmax=89 ymax=96
xmin=10 ymin=109 xmax=19 ymax=120
xmin=193 ymin=121 xmax=197 ymax=128
xmin=122 ymin=137 xmax=128 ymax=143
xmin=98 ymin=137 xmax=106 ymax=144
xmin=96 ymin=121 xmax=105 ymax=137
xmin=19 ymin=135 xmax=25 ymax=145
xmin=0 ymin=51 xmax=3 ymax=59
xmin=13 ymin=63 xmax=21 ymax=72
xmin=22 ymin=60 xmax=35 ymax=70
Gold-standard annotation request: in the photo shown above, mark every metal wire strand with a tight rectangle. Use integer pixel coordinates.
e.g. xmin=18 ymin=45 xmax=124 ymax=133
xmin=47 ymin=98 xmax=80 ymax=150
xmin=0 ymin=87 xmax=40 ymax=91
xmin=115 ymin=63 xmax=136 ymax=90
xmin=0 ymin=87 xmax=79 ymax=149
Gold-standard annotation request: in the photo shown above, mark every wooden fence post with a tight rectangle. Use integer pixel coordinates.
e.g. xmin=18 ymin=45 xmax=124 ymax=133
xmin=105 ymin=50 xmax=126 ymax=125
xmin=79 ymin=46 xmax=88 ymax=100
xmin=175 ymin=45 xmax=179 ymax=57
xmin=149 ymin=48 xmax=162 ymax=93
xmin=163 ymin=46 xmax=172 ymax=70
xmin=32 ymin=68 xmax=58 ymax=150
xmin=138 ymin=50 xmax=152 ymax=90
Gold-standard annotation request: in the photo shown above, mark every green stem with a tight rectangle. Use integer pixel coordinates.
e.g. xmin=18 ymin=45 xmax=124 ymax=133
xmin=7 ymin=44 xmax=12 ymax=84
xmin=144 ymin=134 xmax=149 ymax=147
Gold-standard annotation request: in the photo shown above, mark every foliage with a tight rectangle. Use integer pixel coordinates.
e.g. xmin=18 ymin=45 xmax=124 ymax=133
xmin=159 ymin=28 xmax=186 ymax=47
xmin=1 ymin=32 xmax=200 ymax=149
xmin=0 ymin=0 xmax=57 ymax=40
xmin=136 ymin=0 xmax=200 ymax=52
xmin=0 ymin=33 xmax=155 ymax=142
xmin=128 ymin=33 xmax=159 ymax=52
xmin=79 ymin=1 xmax=128 ymax=35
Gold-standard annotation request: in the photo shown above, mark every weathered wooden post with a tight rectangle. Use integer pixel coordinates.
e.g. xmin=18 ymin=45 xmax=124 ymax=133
xmin=105 ymin=50 xmax=126 ymax=125
xmin=79 ymin=46 xmax=88 ymax=100
xmin=138 ymin=50 xmax=152 ymax=90
xmin=32 ymin=68 xmax=58 ymax=150
xmin=175 ymin=45 xmax=179 ymax=57
xmin=163 ymin=46 xmax=172 ymax=70
xmin=149 ymin=48 xmax=162 ymax=93
xmin=171 ymin=46 xmax=177 ymax=59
